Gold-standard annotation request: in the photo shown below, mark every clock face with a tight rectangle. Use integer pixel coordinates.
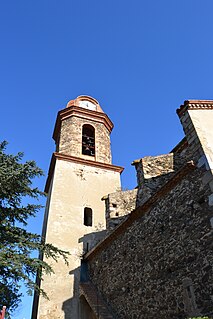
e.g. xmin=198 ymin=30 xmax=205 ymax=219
xmin=79 ymin=100 xmax=97 ymax=111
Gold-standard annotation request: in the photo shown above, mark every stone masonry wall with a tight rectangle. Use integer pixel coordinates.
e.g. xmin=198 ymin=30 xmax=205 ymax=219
xmin=133 ymin=155 xmax=175 ymax=207
xmin=178 ymin=106 xmax=213 ymax=209
xmin=59 ymin=116 xmax=112 ymax=164
xmin=87 ymin=166 xmax=213 ymax=319
xmin=103 ymin=189 xmax=137 ymax=231
xmin=133 ymin=142 xmax=193 ymax=207
xmin=140 ymin=153 xmax=174 ymax=180
xmin=179 ymin=109 xmax=204 ymax=163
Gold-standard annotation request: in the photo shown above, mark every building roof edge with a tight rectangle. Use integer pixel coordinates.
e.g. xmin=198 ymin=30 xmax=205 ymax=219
xmin=177 ymin=100 xmax=213 ymax=117
xmin=84 ymin=161 xmax=195 ymax=261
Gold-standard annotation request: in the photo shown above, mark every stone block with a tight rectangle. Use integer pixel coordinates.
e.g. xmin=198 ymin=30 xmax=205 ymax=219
xmin=209 ymin=180 xmax=213 ymax=192
xmin=208 ymin=193 xmax=213 ymax=206
xmin=202 ymin=171 xmax=213 ymax=186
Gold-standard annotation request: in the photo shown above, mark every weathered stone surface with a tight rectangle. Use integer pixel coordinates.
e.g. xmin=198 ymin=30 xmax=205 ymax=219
xmin=140 ymin=153 xmax=174 ymax=180
xmin=132 ymin=141 xmax=196 ymax=208
xmin=59 ymin=116 xmax=112 ymax=164
xmin=103 ymin=189 xmax=137 ymax=231
xmin=88 ymin=167 xmax=213 ymax=319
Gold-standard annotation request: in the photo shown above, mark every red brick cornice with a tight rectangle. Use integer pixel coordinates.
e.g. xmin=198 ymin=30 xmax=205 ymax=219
xmin=53 ymin=106 xmax=114 ymax=142
xmin=177 ymin=100 xmax=213 ymax=117
xmin=84 ymin=161 xmax=195 ymax=261
xmin=44 ymin=152 xmax=124 ymax=193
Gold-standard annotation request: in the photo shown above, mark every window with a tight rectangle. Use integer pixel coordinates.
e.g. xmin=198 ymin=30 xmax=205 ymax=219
xmin=82 ymin=124 xmax=95 ymax=156
xmin=84 ymin=207 xmax=93 ymax=226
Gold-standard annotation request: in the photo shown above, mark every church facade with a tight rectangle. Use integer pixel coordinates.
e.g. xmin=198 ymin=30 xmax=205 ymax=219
xmin=32 ymin=97 xmax=213 ymax=319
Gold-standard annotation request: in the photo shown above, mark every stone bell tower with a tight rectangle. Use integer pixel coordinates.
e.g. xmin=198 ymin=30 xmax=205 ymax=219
xmin=32 ymin=95 xmax=123 ymax=319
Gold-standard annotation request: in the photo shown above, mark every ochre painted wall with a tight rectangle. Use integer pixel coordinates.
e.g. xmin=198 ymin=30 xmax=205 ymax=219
xmin=37 ymin=159 xmax=121 ymax=319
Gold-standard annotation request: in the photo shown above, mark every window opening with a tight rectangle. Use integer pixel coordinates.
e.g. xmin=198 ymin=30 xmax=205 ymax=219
xmin=82 ymin=125 xmax=95 ymax=156
xmin=84 ymin=207 xmax=93 ymax=226
xmin=86 ymin=242 xmax=89 ymax=252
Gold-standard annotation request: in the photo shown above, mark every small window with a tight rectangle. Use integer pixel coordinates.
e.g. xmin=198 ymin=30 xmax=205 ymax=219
xmin=82 ymin=124 xmax=95 ymax=156
xmin=84 ymin=207 xmax=93 ymax=226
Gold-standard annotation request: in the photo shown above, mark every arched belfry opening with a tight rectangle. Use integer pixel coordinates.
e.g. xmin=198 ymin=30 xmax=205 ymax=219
xmin=82 ymin=124 xmax=95 ymax=156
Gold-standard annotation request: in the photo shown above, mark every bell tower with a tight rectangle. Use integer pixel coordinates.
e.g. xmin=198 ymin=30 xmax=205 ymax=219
xmin=33 ymin=96 xmax=123 ymax=319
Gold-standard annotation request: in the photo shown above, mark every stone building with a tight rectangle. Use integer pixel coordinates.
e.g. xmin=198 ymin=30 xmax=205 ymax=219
xmin=32 ymin=97 xmax=213 ymax=319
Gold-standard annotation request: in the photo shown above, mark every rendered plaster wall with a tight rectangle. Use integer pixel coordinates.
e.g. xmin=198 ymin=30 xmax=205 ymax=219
xmin=179 ymin=109 xmax=213 ymax=166
xmin=88 ymin=167 xmax=213 ymax=319
xmin=59 ymin=116 xmax=112 ymax=164
xmin=187 ymin=109 xmax=213 ymax=171
xmin=35 ymin=159 xmax=121 ymax=319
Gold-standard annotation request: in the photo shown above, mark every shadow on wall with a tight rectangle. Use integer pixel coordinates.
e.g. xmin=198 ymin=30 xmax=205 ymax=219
xmin=62 ymin=266 xmax=80 ymax=319
xmin=79 ymin=296 xmax=96 ymax=319
xmin=62 ymin=230 xmax=106 ymax=318
xmin=79 ymin=230 xmax=107 ymax=254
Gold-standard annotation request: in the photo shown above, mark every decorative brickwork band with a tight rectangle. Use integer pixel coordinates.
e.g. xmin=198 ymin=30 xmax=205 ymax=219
xmin=177 ymin=100 xmax=213 ymax=117
xmin=53 ymin=104 xmax=114 ymax=142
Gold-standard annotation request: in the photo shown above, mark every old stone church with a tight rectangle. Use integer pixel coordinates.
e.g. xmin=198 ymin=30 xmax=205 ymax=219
xmin=32 ymin=96 xmax=213 ymax=319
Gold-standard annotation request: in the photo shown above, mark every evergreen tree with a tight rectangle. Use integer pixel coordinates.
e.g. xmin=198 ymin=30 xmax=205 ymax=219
xmin=0 ymin=141 xmax=69 ymax=315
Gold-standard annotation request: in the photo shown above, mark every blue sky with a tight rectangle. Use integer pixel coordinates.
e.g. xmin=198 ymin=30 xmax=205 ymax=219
xmin=1 ymin=1 xmax=213 ymax=318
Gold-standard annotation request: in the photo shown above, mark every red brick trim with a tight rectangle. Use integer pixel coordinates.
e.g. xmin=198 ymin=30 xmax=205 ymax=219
xmin=84 ymin=161 xmax=195 ymax=261
xmin=45 ymin=152 xmax=124 ymax=193
xmin=177 ymin=100 xmax=213 ymax=117
xmin=53 ymin=106 xmax=114 ymax=142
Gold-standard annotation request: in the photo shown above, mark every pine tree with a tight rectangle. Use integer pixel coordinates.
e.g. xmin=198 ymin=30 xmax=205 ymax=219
xmin=0 ymin=141 xmax=69 ymax=315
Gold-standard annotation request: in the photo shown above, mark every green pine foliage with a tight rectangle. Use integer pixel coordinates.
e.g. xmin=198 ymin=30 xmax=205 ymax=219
xmin=0 ymin=141 xmax=69 ymax=315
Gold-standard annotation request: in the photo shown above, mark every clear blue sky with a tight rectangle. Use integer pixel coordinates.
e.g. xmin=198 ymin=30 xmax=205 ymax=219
xmin=1 ymin=1 xmax=213 ymax=318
